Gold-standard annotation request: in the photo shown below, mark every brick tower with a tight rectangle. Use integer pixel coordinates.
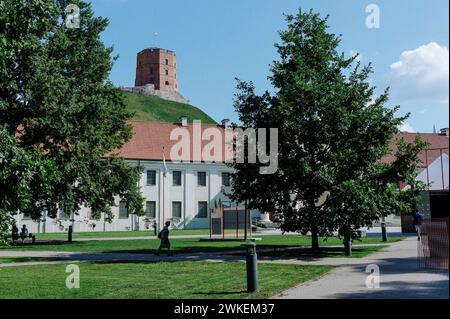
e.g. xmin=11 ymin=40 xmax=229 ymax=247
xmin=135 ymin=48 xmax=179 ymax=92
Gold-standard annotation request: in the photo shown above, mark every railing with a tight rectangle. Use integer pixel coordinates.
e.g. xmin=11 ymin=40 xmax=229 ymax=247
xmin=418 ymin=218 xmax=449 ymax=270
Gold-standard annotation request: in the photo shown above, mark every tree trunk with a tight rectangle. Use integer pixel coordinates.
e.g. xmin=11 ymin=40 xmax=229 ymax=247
xmin=344 ymin=231 xmax=352 ymax=256
xmin=311 ymin=226 xmax=319 ymax=251
xmin=381 ymin=217 xmax=387 ymax=242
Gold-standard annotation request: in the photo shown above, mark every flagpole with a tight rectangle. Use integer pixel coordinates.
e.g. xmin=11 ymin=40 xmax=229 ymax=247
xmin=162 ymin=146 xmax=167 ymax=230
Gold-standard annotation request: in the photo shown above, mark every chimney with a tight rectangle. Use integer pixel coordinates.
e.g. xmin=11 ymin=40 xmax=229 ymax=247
xmin=439 ymin=128 xmax=449 ymax=136
xmin=221 ymin=118 xmax=230 ymax=128
xmin=179 ymin=116 xmax=188 ymax=127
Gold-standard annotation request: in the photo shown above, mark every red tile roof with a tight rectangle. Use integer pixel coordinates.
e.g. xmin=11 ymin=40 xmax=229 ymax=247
xmin=115 ymin=121 xmax=449 ymax=167
xmin=113 ymin=120 xmax=228 ymax=162
xmin=382 ymin=132 xmax=449 ymax=168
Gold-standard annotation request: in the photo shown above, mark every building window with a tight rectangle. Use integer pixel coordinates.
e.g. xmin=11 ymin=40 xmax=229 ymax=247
xmin=197 ymin=201 xmax=208 ymax=218
xmin=172 ymin=201 xmax=182 ymax=218
xmin=119 ymin=201 xmax=128 ymax=219
xmin=222 ymin=172 xmax=231 ymax=187
xmin=146 ymin=170 xmax=156 ymax=186
xmin=22 ymin=212 xmax=32 ymax=220
xmin=165 ymin=69 xmax=169 ymax=75
xmin=165 ymin=58 xmax=169 ymax=65
xmin=172 ymin=171 xmax=182 ymax=186
xmin=145 ymin=201 xmax=156 ymax=218
xmin=150 ymin=68 xmax=153 ymax=74
xmin=197 ymin=172 xmax=206 ymax=186
xmin=165 ymin=81 xmax=170 ymax=86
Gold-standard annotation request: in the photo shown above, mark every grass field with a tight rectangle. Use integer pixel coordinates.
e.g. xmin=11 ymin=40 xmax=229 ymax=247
xmin=17 ymin=228 xmax=272 ymax=241
xmin=0 ymin=235 xmax=404 ymax=255
xmin=0 ymin=261 xmax=332 ymax=299
xmin=249 ymin=245 xmax=388 ymax=258
xmin=31 ymin=229 xmax=211 ymax=240
xmin=124 ymin=91 xmax=216 ymax=124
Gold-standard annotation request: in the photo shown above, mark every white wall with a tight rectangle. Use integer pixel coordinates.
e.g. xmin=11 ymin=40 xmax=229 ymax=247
xmin=14 ymin=160 xmax=254 ymax=233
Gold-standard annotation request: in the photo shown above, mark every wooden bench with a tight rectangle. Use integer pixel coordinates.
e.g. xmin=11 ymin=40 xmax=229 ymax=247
xmin=11 ymin=229 xmax=36 ymax=244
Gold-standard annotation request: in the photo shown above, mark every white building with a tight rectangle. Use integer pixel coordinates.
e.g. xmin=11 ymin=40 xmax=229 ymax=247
xmin=15 ymin=119 xmax=259 ymax=233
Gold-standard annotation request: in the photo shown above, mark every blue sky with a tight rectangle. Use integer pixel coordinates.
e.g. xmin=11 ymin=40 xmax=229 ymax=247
xmin=91 ymin=0 xmax=449 ymax=133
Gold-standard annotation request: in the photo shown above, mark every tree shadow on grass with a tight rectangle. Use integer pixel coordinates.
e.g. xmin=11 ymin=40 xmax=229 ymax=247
xmin=104 ymin=246 xmax=247 ymax=255
xmin=192 ymin=290 xmax=248 ymax=296
xmin=1 ymin=240 xmax=88 ymax=248
xmin=0 ymin=256 xmax=61 ymax=263
xmin=249 ymin=246 xmax=384 ymax=259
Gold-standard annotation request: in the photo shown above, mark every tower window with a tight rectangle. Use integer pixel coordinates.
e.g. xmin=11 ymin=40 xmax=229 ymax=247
xmin=165 ymin=69 xmax=169 ymax=76
xmin=165 ymin=58 xmax=169 ymax=65
xmin=165 ymin=81 xmax=170 ymax=86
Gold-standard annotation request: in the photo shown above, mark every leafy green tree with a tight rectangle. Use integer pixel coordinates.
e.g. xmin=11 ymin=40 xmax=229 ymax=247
xmin=326 ymin=138 xmax=426 ymax=255
xmin=0 ymin=128 xmax=61 ymax=244
xmin=0 ymin=0 xmax=144 ymax=232
xmin=229 ymin=10 xmax=424 ymax=252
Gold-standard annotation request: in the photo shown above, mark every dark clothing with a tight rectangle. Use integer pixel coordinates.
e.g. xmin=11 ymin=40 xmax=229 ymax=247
xmin=413 ymin=212 xmax=423 ymax=226
xmin=158 ymin=226 xmax=170 ymax=249
xmin=413 ymin=212 xmax=423 ymax=239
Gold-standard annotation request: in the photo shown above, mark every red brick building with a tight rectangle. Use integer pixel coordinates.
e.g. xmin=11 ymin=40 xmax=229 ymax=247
xmin=135 ymin=48 xmax=179 ymax=92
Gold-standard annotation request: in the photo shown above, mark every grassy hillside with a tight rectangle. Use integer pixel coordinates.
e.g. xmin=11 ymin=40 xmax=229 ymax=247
xmin=123 ymin=91 xmax=216 ymax=124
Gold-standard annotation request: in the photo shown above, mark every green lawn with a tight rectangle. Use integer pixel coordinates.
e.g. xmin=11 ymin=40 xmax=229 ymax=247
xmin=124 ymin=91 xmax=216 ymax=124
xmin=0 ymin=261 xmax=332 ymax=299
xmin=250 ymin=245 xmax=388 ymax=259
xmin=32 ymin=228 xmax=272 ymax=240
xmin=0 ymin=235 xmax=404 ymax=254
xmin=31 ymin=229 xmax=210 ymax=240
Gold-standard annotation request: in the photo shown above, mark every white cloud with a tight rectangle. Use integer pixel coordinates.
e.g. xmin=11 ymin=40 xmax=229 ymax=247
xmin=390 ymin=42 xmax=449 ymax=104
xmin=397 ymin=122 xmax=416 ymax=133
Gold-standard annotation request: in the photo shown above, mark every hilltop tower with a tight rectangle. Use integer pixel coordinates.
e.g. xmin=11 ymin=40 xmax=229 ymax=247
xmin=124 ymin=47 xmax=188 ymax=103
xmin=135 ymin=48 xmax=179 ymax=92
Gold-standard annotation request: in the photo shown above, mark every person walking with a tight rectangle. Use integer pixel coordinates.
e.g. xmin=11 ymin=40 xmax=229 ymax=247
xmin=412 ymin=208 xmax=423 ymax=240
xmin=155 ymin=221 xmax=172 ymax=256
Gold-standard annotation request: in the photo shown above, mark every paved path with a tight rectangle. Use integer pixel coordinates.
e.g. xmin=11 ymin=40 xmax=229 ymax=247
xmin=272 ymin=237 xmax=449 ymax=299
xmin=23 ymin=226 xmax=402 ymax=242
xmin=0 ymin=243 xmax=389 ymax=267
xmin=1 ymin=237 xmax=447 ymax=299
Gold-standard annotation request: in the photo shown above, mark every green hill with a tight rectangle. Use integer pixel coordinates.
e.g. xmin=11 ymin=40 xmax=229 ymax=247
xmin=123 ymin=91 xmax=216 ymax=124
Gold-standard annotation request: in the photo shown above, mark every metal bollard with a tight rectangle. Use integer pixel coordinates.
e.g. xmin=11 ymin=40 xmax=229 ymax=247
xmin=242 ymin=242 xmax=259 ymax=292
xmin=68 ymin=225 xmax=73 ymax=242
